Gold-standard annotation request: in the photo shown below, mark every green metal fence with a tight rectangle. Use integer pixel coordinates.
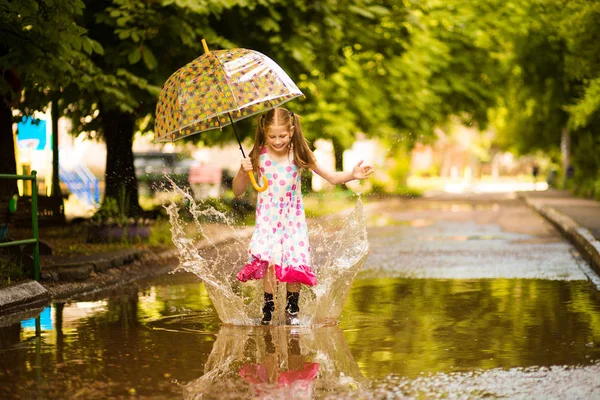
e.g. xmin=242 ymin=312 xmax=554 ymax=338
xmin=0 ymin=171 xmax=40 ymax=280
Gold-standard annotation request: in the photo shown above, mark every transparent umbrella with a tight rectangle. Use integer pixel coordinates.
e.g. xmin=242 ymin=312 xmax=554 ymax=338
xmin=154 ymin=40 xmax=303 ymax=191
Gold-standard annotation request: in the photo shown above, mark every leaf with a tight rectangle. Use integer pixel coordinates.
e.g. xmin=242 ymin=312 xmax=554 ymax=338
xmin=82 ymin=38 xmax=92 ymax=55
xmin=91 ymin=40 xmax=104 ymax=55
xmin=142 ymin=47 xmax=157 ymax=70
xmin=128 ymin=48 xmax=141 ymax=64
xmin=348 ymin=5 xmax=375 ymax=19
xmin=369 ymin=5 xmax=391 ymax=17
xmin=118 ymin=29 xmax=130 ymax=40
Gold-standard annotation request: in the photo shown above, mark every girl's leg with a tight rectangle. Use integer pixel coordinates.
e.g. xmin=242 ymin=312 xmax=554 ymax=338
xmin=261 ymin=265 xmax=277 ymax=325
xmin=285 ymin=282 xmax=301 ymax=325
xmin=263 ymin=264 xmax=276 ymax=294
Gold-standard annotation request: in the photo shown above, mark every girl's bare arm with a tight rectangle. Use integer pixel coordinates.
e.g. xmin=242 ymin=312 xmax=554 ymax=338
xmin=232 ymin=158 xmax=253 ymax=197
xmin=311 ymin=160 xmax=375 ymax=185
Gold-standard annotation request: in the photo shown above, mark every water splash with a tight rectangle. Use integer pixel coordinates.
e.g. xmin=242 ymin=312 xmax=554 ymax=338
xmin=166 ymin=185 xmax=369 ymax=326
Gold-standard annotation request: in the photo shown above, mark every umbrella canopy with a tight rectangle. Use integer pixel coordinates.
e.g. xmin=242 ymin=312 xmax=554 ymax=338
xmin=154 ymin=45 xmax=303 ymax=143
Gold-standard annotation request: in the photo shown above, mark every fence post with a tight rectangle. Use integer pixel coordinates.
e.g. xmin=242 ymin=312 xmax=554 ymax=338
xmin=31 ymin=171 xmax=40 ymax=281
xmin=0 ymin=171 xmax=40 ymax=281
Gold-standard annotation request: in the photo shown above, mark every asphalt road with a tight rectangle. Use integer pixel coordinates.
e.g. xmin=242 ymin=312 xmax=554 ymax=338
xmin=359 ymin=192 xmax=592 ymax=282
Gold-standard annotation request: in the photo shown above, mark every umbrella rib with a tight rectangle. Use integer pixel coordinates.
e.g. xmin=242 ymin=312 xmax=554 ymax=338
xmin=212 ymin=51 xmax=243 ymax=123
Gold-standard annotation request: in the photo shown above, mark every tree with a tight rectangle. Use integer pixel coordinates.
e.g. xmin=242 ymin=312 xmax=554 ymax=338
xmin=492 ymin=0 xmax=600 ymax=196
xmin=63 ymin=0 xmax=247 ymax=216
xmin=0 ymin=0 xmax=101 ymax=196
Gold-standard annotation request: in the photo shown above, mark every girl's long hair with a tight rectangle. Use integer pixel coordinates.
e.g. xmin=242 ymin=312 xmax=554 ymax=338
xmin=248 ymin=108 xmax=315 ymax=173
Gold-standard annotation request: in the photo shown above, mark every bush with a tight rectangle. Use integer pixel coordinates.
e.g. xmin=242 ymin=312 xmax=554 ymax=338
xmin=571 ymin=132 xmax=600 ymax=200
xmin=0 ymin=253 xmax=25 ymax=288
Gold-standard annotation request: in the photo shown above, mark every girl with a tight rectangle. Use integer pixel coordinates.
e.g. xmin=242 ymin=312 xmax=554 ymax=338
xmin=233 ymin=108 xmax=374 ymax=325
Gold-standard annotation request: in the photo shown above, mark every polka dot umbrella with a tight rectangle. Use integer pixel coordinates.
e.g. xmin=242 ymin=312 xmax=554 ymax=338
xmin=154 ymin=40 xmax=303 ymax=192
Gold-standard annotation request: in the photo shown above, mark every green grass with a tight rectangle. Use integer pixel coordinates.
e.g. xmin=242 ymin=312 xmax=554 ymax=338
xmin=0 ymin=255 xmax=25 ymax=288
xmin=303 ymin=190 xmax=359 ymax=218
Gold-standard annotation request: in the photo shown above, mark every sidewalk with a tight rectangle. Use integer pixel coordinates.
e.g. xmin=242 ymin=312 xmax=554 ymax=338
xmin=520 ymin=189 xmax=600 ymax=277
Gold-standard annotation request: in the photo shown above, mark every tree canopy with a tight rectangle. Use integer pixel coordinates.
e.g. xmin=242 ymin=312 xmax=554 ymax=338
xmin=2 ymin=0 xmax=599 ymax=204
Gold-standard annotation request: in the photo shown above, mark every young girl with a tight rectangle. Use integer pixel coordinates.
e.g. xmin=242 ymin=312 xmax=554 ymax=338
xmin=232 ymin=107 xmax=374 ymax=325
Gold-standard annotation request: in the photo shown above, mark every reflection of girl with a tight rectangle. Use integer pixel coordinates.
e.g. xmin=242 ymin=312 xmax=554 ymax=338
xmin=239 ymin=330 xmax=319 ymax=396
xmin=233 ymin=108 xmax=374 ymax=325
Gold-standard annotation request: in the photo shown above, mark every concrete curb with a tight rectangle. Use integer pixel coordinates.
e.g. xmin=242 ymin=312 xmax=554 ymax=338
xmin=45 ymin=225 xmax=256 ymax=302
xmin=0 ymin=281 xmax=50 ymax=315
xmin=0 ymin=224 xmax=256 ymax=316
xmin=41 ymin=249 xmax=151 ymax=282
xmin=524 ymin=197 xmax=600 ymax=277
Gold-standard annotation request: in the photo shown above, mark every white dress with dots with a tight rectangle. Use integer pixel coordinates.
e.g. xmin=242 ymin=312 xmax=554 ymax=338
xmin=236 ymin=147 xmax=317 ymax=286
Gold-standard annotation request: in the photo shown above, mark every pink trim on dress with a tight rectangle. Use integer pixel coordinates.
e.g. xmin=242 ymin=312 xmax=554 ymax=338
xmin=275 ymin=264 xmax=317 ymax=286
xmin=237 ymin=257 xmax=318 ymax=286
xmin=236 ymin=258 xmax=269 ymax=282
xmin=277 ymin=363 xmax=319 ymax=386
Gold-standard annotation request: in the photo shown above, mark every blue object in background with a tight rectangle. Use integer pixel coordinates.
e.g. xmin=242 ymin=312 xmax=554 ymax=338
xmin=17 ymin=117 xmax=47 ymax=150
xmin=21 ymin=306 xmax=53 ymax=331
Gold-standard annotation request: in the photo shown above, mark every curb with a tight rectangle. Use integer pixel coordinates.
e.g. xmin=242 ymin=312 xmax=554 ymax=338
xmin=524 ymin=197 xmax=600 ymax=277
xmin=0 ymin=281 xmax=50 ymax=315
xmin=0 ymin=225 xmax=256 ymax=316
xmin=44 ymin=225 xmax=256 ymax=301
xmin=41 ymin=249 xmax=151 ymax=282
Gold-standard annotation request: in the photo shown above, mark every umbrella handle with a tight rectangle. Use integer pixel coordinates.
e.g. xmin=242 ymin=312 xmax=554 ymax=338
xmin=248 ymin=171 xmax=268 ymax=192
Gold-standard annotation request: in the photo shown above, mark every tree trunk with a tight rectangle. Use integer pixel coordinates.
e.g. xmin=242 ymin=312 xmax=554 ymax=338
xmin=0 ymin=98 xmax=18 ymax=196
xmin=561 ymin=127 xmax=570 ymax=173
xmin=330 ymin=136 xmax=344 ymax=171
xmin=51 ymin=100 xmax=61 ymax=197
xmin=102 ymin=109 xmax=142 ymax=217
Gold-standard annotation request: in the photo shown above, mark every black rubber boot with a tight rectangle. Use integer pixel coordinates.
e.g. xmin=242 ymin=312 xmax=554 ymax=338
xmin=261 ymin=292 xmax=275 ymax=325
xmin=285 ymin=291 xmax=300 ymax=325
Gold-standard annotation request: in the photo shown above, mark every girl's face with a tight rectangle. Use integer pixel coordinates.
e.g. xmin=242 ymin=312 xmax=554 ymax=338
xmin=265 ymin=124 xmax=293 ymax=156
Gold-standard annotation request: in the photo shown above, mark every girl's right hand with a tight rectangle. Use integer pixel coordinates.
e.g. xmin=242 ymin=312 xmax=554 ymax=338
xmin=240 ymin=158 xmax=253 ymax=172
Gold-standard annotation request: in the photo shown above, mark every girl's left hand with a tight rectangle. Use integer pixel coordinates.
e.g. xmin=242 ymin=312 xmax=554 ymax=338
xmin=352 ymin=160 xmax=375 ymax=180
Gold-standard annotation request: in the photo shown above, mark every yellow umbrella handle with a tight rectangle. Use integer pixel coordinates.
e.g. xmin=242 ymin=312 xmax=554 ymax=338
xmin=248 ymin=171 xmax=268 ymax=192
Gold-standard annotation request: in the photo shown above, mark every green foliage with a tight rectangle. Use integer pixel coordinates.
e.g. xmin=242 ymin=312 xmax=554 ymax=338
xmin=0 ymin=255 xmax=24 ymax=288
xmin=571 ymin=132 xmax=600 ymax=200
xmin=93 ymin=196 xmax=129 ymax=226
xmin=147 ymin=219 xmax=174 ymax=247
xmin=4 ymin=0 xmax=600 ymax=204
xmin=0 ymin=0 xmax=103 ymax=111
xmin=388 ymin=147 xmax=412 ymax=186
xmin=490 ymin=0 xmax=600 ymax=191
xmin=303 ymin=190 xmax=357 ymax=218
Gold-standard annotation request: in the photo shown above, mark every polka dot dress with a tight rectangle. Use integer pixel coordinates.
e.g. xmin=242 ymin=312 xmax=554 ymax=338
xmin=236 ymin=147 xmax=317 ymax=286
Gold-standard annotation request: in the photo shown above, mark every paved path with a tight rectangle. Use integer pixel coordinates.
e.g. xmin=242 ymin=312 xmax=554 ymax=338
xmin=361 ymin=193 xmax=591 ymax=281
xmin=521 ymin=189 xmax=600 ymax=277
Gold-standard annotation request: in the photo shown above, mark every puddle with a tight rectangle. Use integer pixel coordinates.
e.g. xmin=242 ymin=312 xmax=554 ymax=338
xmin=1 ymin=276 xmax=599 ymax=398
xmin=1 ymin=196 xmax=599 ymax=398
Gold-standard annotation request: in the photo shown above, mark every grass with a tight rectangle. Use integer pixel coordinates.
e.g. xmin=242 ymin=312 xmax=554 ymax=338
xmin=0 ymin=255 xmax=25 ymax=288
xmin=303 ymin=190 xmax=363 ymax=218
xmin=10 ymin=223 xmax=172 ymax=257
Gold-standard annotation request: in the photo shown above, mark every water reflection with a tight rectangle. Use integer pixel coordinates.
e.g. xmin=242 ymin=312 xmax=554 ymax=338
xmin=182 ymin=325 xmax=364 ymax=399
xmin=1 ymin=276 xmax=600 ymax=398
xmin=341 ymin=278 xmax=600 ymax=377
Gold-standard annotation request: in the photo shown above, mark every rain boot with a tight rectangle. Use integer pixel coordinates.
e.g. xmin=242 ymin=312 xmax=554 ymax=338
xmin=285 ymin=291 xmax=300 ymax=326
xmin=261 ymin=292 xmax=275 ymax=325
